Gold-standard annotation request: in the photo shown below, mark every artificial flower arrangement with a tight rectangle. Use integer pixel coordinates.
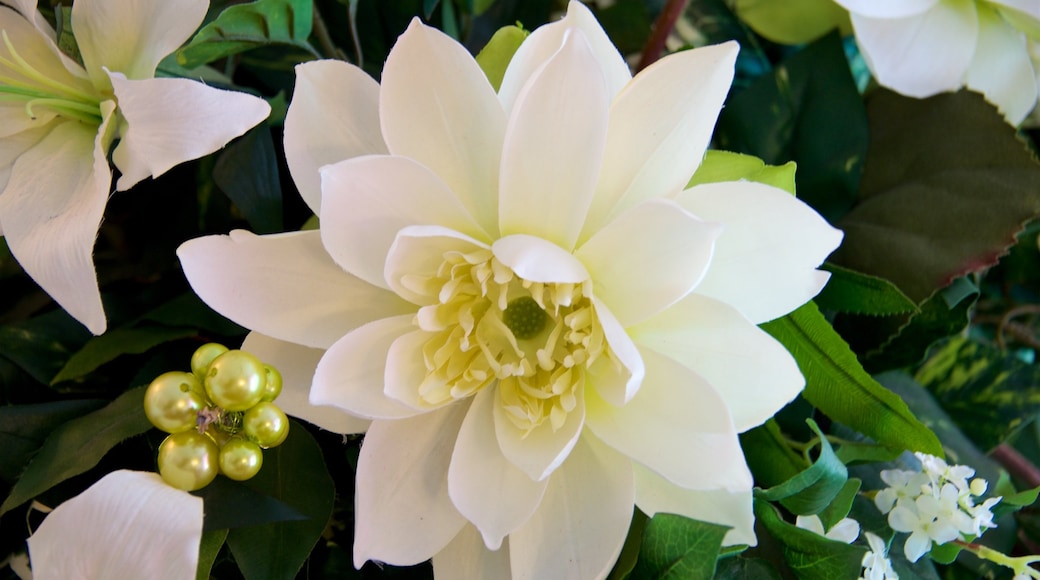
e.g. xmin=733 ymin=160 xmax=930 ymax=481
xmin=2 ymin=0 xmax=1040 ymax=578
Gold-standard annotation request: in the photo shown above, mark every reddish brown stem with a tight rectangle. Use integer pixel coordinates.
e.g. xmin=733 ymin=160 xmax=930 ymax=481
xmin=636 ymin=0 xmax=689 ymax=72
xmin=992 ymin=443 xmax=1040 ymax=489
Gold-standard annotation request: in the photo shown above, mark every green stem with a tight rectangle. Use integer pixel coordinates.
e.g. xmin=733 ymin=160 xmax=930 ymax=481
xmin=954 ymin=540 xmax=1040 ymax=578
xmin=1 ymin=30 xmax=98 ymax=105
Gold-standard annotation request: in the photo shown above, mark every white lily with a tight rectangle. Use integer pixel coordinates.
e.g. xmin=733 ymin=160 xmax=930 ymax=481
xmin=178 ymin=2 xmax=843 ymax=577
xmin=26 ymin=470 xmax=204 ymax=578
xmin=833 ymin=0 xmax=1040 ymax=124
xmin=0 ymin=0 xmax=270 ymax=334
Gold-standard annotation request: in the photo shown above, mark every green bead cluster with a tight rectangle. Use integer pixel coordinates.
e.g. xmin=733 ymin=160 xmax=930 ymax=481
xmin=143 ymin=343 xmax=290 ymax=491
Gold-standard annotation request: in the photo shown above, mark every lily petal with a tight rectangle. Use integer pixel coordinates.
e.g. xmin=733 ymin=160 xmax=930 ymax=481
xmin=0 ymin=106 xmax=114 ymax=335
xmin=630 ymin=293 xmax=804 ymax=432
xmin=353 ymin=404 xmax=469 ymax=568
xmin=109 ymin=72 xmax=270 ymax=191
xmin=832 ymin=0 xmax=939 ymax=18
xmin=498 ymin=27 xmax=609 ymax=251
xmin=576 ymin=199 xmax=721 ymax=327
xmin=384 ymin=225 xmax=490 ymax=305
xmin=178 ymin=230 xmax=414 ymax=349
xmin=585 ymin=347 xmax=752 ymax=491
xmin=28 ymin=470 xmax=203 ymax=579
xmin=508 ymin=434 xmax=633 ymax=579
xmin=0 ymin=121 xmax=53 ymax=193
xmin=676 ymin=180 xmax=842 ymax=324
xmin=284 ymin=60 xmax=387 ymax=215
xmin=311 ymin=315 xmax=424 ymax=419
xmin=241 ymin=332 xmax=370 ymax=434
xmin=0 ymin=6 xmax=94 ymax=94
xmin=380 ymin=19 xmax=505 ymax=233
xmin=320 ymin=155 xmax=489 ymax=290
xmin=581 ymin=41 xmax=737 ymax=240
xmin=73 ymin=0 xmax=207 ymax=88
xmin=965 ymin=4 xmax=1038 ymax=125
xmin=634 ymin=463 xmax=756 ymax=547
xmin=494 ymin=381 xmax=585 ymax=481
xmin=492 ymin=234 xmax=589 ymax=284
xmin=449 ymin=388 xmax=549 ymax=550
xmin=432 ymin=525 xmax=511 ymax=579
xmin=990 ymin=0 xmax=1040 ymax=37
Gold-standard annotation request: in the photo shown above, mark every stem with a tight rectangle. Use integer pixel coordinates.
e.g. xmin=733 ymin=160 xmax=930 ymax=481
xmin=311 ymin=1 xmax=348 ymax=61
xmin=954 ymin=540 xmax=1040 ymax=578
xmin=636 ymin=0 xmax=689 ymax=72
xmin=992 ymin=443 xmax=1040 ymax=489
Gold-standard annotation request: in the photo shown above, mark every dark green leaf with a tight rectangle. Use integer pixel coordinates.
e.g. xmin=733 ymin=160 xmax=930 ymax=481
xmin=609 ymin=509 xmax=648 ymax=580
xmin=713 ymin=555 xmax=782 ymax=580
xmin=194 ymin=475 xmax=307 ymax=531
xmin=815 ymin=264 xmax=918 ymax=316
xmin=51 ymin=326 xmax=197 ymax=384
xmin=833 ymin=442 xmax=901 ymax=465
xmin=141 ymin=293 xmax=245 ymax=337
xmin=817 ymin=478 xmax=860 ymax=531
xmin=423 ymin=0 xmax=439 ymax=18
xmin=0 ymin=310 xmax=91 ymax=385
xmin=754 ymin=498 xmax=866 ymax=580
xmin=196 ymin=528 xmax=228 ymax=580
xmin=756 ymin=420 xmax=847 ymax=515
xmin=628 ymin=514 xmax=729 ymax=580
xmin=176 ymin=0 xmax=317 ymax=68
xmin=992 ymin=485 xmax=1040 ymax=518
xmin=741 ymin=419 xmax=807 ymax=488
xmin=762 ymin=302 xmax=943 ymax=456
xmin=0 ymin=400 xmax=106 ymax=483
xmin=213 ymin=126 xmax=284 ymax=234
xmin=595 ymin=0 xmax=652 ymax=55
xmin=0 ymin=387 xmax=152 ymax=515
xmin=475 ymin=26 xmax=528 ymax=92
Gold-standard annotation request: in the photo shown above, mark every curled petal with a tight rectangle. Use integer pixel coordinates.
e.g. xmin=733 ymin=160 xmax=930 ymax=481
xmin=588 ymin=297 xmax=644 ymax=406
xmin=494 ymin=382 xmax=585 ymax=481
xmin=492 ymin=234 xmax=589 ymax=284
xmin=432 ymin=525 xmax=511 ymax=580
xmin=385 ymin=225 xmax=490 ymax=305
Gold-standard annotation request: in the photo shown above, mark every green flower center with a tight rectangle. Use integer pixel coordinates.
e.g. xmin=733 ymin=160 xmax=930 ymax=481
xmin=0 ymin=29 xmax=102 ymax=125
xmin=502 ymin=296 xmax=546 ymax=340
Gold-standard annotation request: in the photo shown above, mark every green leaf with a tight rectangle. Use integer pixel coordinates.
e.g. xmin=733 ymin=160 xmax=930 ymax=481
xmin=761 ymin=302 xmax=943 ymax=456
xmin=196 ymin=528 xmax=228 ymax=580
xmin=609 ymin=509 xmax=648 ymax=580
xmin=687 ymin=150 xmax=797 ymax=195
xmin=0 ymin=387 xmax=152 ymax=515
xmin=741 ymin=419 xmax=808 ymax=488
xmin=732 ymin=0 xmax=851 ymax=44
xmin=193 ymin=475 xmax=307 ymax=531
xmin=213 ymin=126 xmax=284 ymax=234
xmin=51 ymin=326 xmax=197 ymax=384
xmin=755 ymin=420 xmax=847 ymax=515
xmin=817 ymin=478 xmax=860 ymax=531
xmin=833 ymin=442 xmax=901 ymax=465
xmin=141 ymin=293 xmax=245 ymax=336
xmin=754 ymin=498 xmax=867 ymax=580
xmin=176 ymin=0 xmax=317 ymax=68
xmin=713 ymin=556 xmax=782 ymax=580
xmin=475 ymin=25 xmax=528 ymax=92
xmin=0 ymin=400 xmax=106 ymax=483
xmin=628 ymin=514 xmax=729 ymax=580
xmin=992 ymin=485 xmax=1040 ymax=518
xmin=832 ymin=89 xmax=1040 ymax=303
xmin=226 ymin=421 xmax=334 ymax=580
xmin=815 ymin=264 xmax=919 ymax=316
xmin=0 ymin=310 xmax=91 ymax=385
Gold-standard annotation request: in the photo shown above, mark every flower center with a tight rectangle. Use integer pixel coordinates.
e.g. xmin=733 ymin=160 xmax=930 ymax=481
xmin=410 ymin=247 xmax=618 ymax=435
xmin=0 ymin=30 xmax=102 ymax=125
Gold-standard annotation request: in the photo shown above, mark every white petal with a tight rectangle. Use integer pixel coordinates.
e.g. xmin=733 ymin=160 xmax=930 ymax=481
xmin=284 ymin=60 xmax=387 ymax=215
xmin=585 ymin=347 xmax=752 ymax=491
xmin=384 ymin=225 xmax=490 ymax=305
xmin=634 ymin=463 xmax=756 ymax=547
xmin=110 ymin=73 xmax=270 ymax=191
xmin=499 ymin=1 xmax=630 ymax=112
xmin=589 ymin=297 xmax=645 ymax=406
xmin=494 ymin=382 xmax=585 ymax=481
xmin=850 ymin=0 xmax=977 ymax=98
xmin=432 ymin=525 xmax=511 ymax=580
xmin=380 ymin=19 xmax=505 ymax=233
xmin=581 ymin=42 xmax=738 ymax=240
xmin=965 ymin=5 xmax=1038 ymax=125
xmin=353 ymin=404 xmax=469 ymax=567
xmin=9 ymin=0 xmax=57 ymax=38
xmin=311 ymin=315 xmax=424 ymax=419
xmin=492 ymin=234 xmax=589 ymax=284
xmin=0 ymin=102 xmax=56 ymax=140
xmin=796 ymin=514 xmax=827 ymax=536
xmin=0 ymin=5 xmax=94 ymax=95
xmin=241 ymin=332 xmax=370 ymax=434
xmin=177 ymin=230 xmax=414 ymax=349
xmin=28 ymin=470 xmax=203 ymax=579
xmin=0 ymin=109 xmax=114 ymax=335
xmin=0 ymin=120 xmax=52 ymax=194
xmin=832 ymin=0 xmax=939 ymax=18
xmin=383 ymin=328 xmax=453 ymax=412
xmin=498 ymin=28 xmax=609 ymax=251
xmin=320 ymin=155 xmax=490 ymax=290
xmin=990 ymin=0 xmax=1040 ymax=37
xmin=676 ymin=181 xmax=843 ymax=324
xmin=449 ymin=388 xmax=549 ymax=549
xmin=73 ymin=0 xmax=207 ymax=87
xmin=827 ymin=518 xmax=861 ymax=543
xmin=629 ymin=293 xmax=804 ymax=432
xmin=576 ymin=199 xmax=721 ymax=327
xmin=903 ymin=531 xmax=931 ymax=563
xmin=509 ymin=434 xmax=633 ymax=580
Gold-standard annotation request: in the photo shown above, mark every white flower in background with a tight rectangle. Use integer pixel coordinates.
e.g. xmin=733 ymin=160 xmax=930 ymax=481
xmin=860 ymin=532 xmax=898 ymax=580
xmin=26 ymin=470 xmax=203 ymax=578
xmin=179 ymin=1 xmax=843 ymax=576
xmin=832 ymin=0 xmax=1040 ymax=124
xmin=0 ymin=0 xmax=270 ymax=335
xmin=796 ymin=514 xmax=861 ymax=543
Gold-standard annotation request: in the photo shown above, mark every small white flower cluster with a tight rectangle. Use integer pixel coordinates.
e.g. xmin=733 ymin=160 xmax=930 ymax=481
xmin=795 ymin=515 xmax=898 ymax=579
xmin=875 ymin=453 xmax=1001 ymax=563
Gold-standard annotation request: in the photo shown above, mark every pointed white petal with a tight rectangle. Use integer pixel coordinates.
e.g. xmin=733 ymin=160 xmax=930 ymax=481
xmin=965 ymin=5 xmax=1038 ymax=125
xmin=589 ymin=297 xmax=645 ymax=406
xmin=676 ymin=181 xmax=842 ymax=324
xmin=353 ymin=404 xmax=469 ymax=567
xmin=509 ymin=434 xmax=633 ymax=579
xmin=586 ymin=347 xmax=752 ymax=491
xmin=380 ymin=19 xmax=505 ymax=233
xmin=0 ymin=109 xmax=114 ymax=335
xmin=492 ymin=234 xmax=589 ymax=284
xmin=241 ymin=332 xmax=370 ymax=434
xmin=634 ymin=463 xmax=756 ymax=547
xmin=499 ymin=1 xmax=630 ymax=112
xmin=284 ymin=60 xmax=387 ymax=215
xmin=110 ymin=73 xmax=270 ymax=190
xmin=581 ymin=42 xmax=737 ymax=240
xmin=0 ymin=6 xmax=94 ymax=93
xmin=28 ymin=470 xmax=203 ymax=579
xmin=384 ymin=225 xmax=490 ymax=305
xmin=832 ymin=0 xmax=939 ymax=18
xmin=577 ymin=199 xmax=721 ymax=327
xmin=849 ymin=0 xmax=977 ymax=98
xmin=177 ymin=230 xmax=414 ymax=349
xmin=630 ymin=293 xmax=804 ymax=432
xmin=320 ymin=155 xmax=489 ymax=290
xmin=494 ymin=382 xmax=585 ymax=481
xmin=73 ymin=0 xmax=207 ymax=87
xmin=432 ymin=525 xmax=511 ymax=580
xmin=449 ymin=388 xmax=549 ymax=550
xmin=498 ymin=28 xmax=609 ymax=251
xmin=310 ymin=315 xmax=424 ymax=419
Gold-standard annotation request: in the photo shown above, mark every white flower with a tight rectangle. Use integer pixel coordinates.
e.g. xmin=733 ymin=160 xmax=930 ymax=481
xmin=178 ymin=2 xmax=843 ymax=577
xmin=832 ymin=0 xmax=1040 ymax=124
xmin=860 ymin=532 xmax=898 ymax=580
xmin=0 ymin=0 xmax=270 ymax=334
xmin=26 ymin=470 xmax=203 ymax=578
xmin=875 ymin=468 xmax=931 ymax=514
xmin=796 ymin=514 xmax=861 ymax=543
xmin=889 ymin=493 xmax=962 ymax=562
xmin=917 ymin=451 xmax=975 ymax=492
